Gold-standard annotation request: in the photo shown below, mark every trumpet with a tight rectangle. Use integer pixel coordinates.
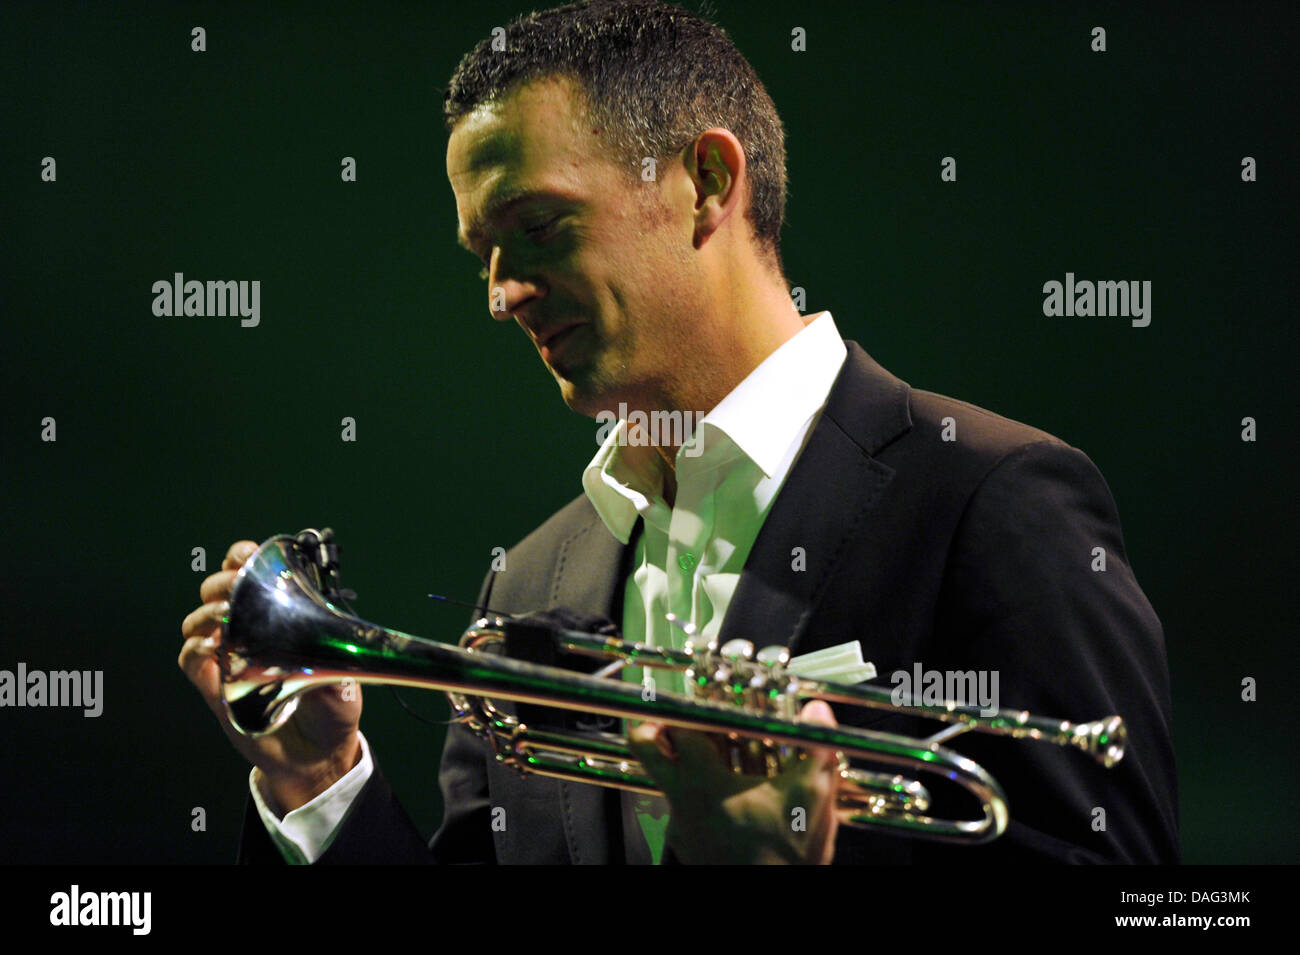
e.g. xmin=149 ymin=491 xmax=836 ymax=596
xmin=219 ymin=529 xmax=1126 ymax=845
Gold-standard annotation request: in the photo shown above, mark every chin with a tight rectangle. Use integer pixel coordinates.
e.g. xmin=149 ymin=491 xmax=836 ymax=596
xmin=553 ymin=375 xmax=599 ymax=418
xmin=553 ymin=369 xmax=623 ymax=420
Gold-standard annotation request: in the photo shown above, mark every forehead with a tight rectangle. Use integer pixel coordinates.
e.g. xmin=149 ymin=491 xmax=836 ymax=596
xmin=447 ymin=76 xmax=604 ymax=245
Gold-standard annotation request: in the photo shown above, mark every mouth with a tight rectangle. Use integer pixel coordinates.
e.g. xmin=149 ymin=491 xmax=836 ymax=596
xmin=535 ymin=322 xmax=585 ymax=362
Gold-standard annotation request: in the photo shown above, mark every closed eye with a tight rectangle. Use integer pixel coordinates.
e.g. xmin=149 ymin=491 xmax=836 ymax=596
xmin=475 ymin=216 xmax=562 ymax=281
xmin=525 ymin=215 xmax=560 ymax=237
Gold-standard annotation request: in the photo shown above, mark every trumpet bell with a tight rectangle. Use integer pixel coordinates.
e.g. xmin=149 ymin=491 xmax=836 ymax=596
xmin=221 ymin=533 xmax=365 ymax=735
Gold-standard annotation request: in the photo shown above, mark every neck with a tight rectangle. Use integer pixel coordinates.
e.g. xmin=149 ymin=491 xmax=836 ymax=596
xmin=654 ymin=444 xmax=678 ymax=507
xmin=658 ymin=266 xmax=807 ymax=420
xmin=601 ymin=256 xmax=811 ymax=507
xmin=654 ymin=277 xmax=811 ymax=506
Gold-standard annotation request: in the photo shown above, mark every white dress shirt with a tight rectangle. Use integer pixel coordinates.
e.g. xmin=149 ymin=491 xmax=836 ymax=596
xmin=252 ymin=310 xmax=848 ymax=863
xmin=582 ymin=310 xmax=847 ymax=860
xmin=583 ymin=311 xmax=847 ymax=691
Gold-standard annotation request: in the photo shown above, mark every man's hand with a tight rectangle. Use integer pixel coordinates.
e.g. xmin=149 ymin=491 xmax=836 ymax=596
xmin=627 ymin=700 xmax=841 ymax=864
xmin=178 ymin=539 xmax=363 ymax=814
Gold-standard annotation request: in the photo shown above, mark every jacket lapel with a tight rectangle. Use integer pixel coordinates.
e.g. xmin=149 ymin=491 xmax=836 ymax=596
xmin=547 ymin=510 xmax=630 ymax=620
xmin=716 ymin=341 xmax=912 ymax=657
xmin=544 ymin=509 xmax=633 ymax=864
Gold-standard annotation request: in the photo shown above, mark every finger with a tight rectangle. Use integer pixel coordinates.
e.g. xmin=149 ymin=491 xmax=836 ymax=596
xmin=222 ymin=540 xmax=259 ymax=571
xmin=177 ymin=633 xmax=220 ymax=688
xmin=181 ymin=601 xmax=229 ymax=641
xmin=626 ymin=721 xmax=679 ymax=785
xmin=662 ymin=728 xmax=747 ymax=782
xmin=796 ymin=699 xmax=842 ymax=773
xmin=800 ymin=699 xmax=837 ymax=725
xmin=199 ymin=568 xmax=241 ymax=604
xmin=792 ymin=702 xmax=843 ymax=863
xmin=809 ymin=793 xmax=840 ymax=866
xmin=627 ymin=720 xmax=676 ymax=760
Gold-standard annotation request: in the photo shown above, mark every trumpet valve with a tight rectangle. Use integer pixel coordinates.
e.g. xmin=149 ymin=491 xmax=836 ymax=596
xmin=719 ymin=639 xmax=755 ymax=661
xmin=755 ymin=645 xmax=791 ymax=668
xmin=685 ymin=642 xmax=799 ymax=717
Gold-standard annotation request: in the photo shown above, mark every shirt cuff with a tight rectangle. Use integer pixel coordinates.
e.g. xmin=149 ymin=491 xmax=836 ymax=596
xmin=249 ymin=731 xmax=374 ymax=864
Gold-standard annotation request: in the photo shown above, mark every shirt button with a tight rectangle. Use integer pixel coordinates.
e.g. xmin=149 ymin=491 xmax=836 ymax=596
xmin=677 ymin=552 xmax=697 ymax=571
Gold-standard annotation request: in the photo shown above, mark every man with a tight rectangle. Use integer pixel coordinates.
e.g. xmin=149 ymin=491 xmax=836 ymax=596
xmin=180 ymin=0 xmax=1178 ymax=864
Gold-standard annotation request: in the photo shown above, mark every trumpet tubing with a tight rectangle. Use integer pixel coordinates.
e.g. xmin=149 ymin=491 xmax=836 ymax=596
xmin=219 ymin=530 xmax=1126 ymax=845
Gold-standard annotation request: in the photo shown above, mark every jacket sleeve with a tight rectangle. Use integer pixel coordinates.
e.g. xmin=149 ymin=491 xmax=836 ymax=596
xmin=236 ymin=754 xmax=435 ymax=864
xmin=919 ymin=439 xmax=1179 ymax=864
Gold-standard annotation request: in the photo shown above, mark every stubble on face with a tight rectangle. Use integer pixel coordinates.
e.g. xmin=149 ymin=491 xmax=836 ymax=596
xmin=448 ymin=75 xmax=715 ymax=420
xmin=554 ymin=174 xmax=709 ymax=419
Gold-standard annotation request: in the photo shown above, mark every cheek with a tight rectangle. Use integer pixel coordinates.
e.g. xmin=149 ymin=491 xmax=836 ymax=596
xmin=595 ymin=233 xmax=688 ymax=352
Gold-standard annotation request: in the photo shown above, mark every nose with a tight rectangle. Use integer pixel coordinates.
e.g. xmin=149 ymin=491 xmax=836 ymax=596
xmin=486 ymin=246 xmax=545 ymax=323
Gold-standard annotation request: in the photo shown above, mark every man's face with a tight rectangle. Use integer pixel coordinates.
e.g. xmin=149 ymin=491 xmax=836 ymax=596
xmin=447 ymin=75 xmax=703 ymax=416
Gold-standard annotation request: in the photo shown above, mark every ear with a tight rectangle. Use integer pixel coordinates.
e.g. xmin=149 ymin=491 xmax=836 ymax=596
xmin=682 ymin=128 xmax=746 ymax=249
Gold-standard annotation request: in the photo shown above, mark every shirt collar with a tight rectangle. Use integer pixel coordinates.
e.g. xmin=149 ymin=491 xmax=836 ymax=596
xmin=582 ymin=311 xmax=848 ymax=543
xmin=699 ymin=310 xmax=846 ymax=479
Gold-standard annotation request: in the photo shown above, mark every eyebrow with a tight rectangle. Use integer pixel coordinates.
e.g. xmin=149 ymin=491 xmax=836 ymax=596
xmin=455 ymin=187 xmax=572 ymax=255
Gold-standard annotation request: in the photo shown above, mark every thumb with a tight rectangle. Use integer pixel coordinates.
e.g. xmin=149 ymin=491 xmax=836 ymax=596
xmin=799 ymin=699 xmax=837 ymax=726
xmin=798 ymin=699 xmax=841 ymax=771
xmin=626 ymin=720 xmax=678 ymax=780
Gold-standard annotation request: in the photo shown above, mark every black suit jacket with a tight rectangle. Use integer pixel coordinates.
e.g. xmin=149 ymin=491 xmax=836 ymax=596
xmin=238 ymin=341 xmax=1179 ymax=864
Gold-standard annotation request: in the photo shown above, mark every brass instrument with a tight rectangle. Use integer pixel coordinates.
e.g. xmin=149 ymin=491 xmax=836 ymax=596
xmin=219 ymin=529 xmax=1126 ymax=845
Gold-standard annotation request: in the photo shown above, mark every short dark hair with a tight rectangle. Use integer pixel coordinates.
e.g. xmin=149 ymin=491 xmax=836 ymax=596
xmin=443 ymin=0 xmax=788 ymax=277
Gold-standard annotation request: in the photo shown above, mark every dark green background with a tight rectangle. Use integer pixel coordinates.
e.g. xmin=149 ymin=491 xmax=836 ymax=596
xmin=2 ymin=0 xmax=1295 ymax=864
